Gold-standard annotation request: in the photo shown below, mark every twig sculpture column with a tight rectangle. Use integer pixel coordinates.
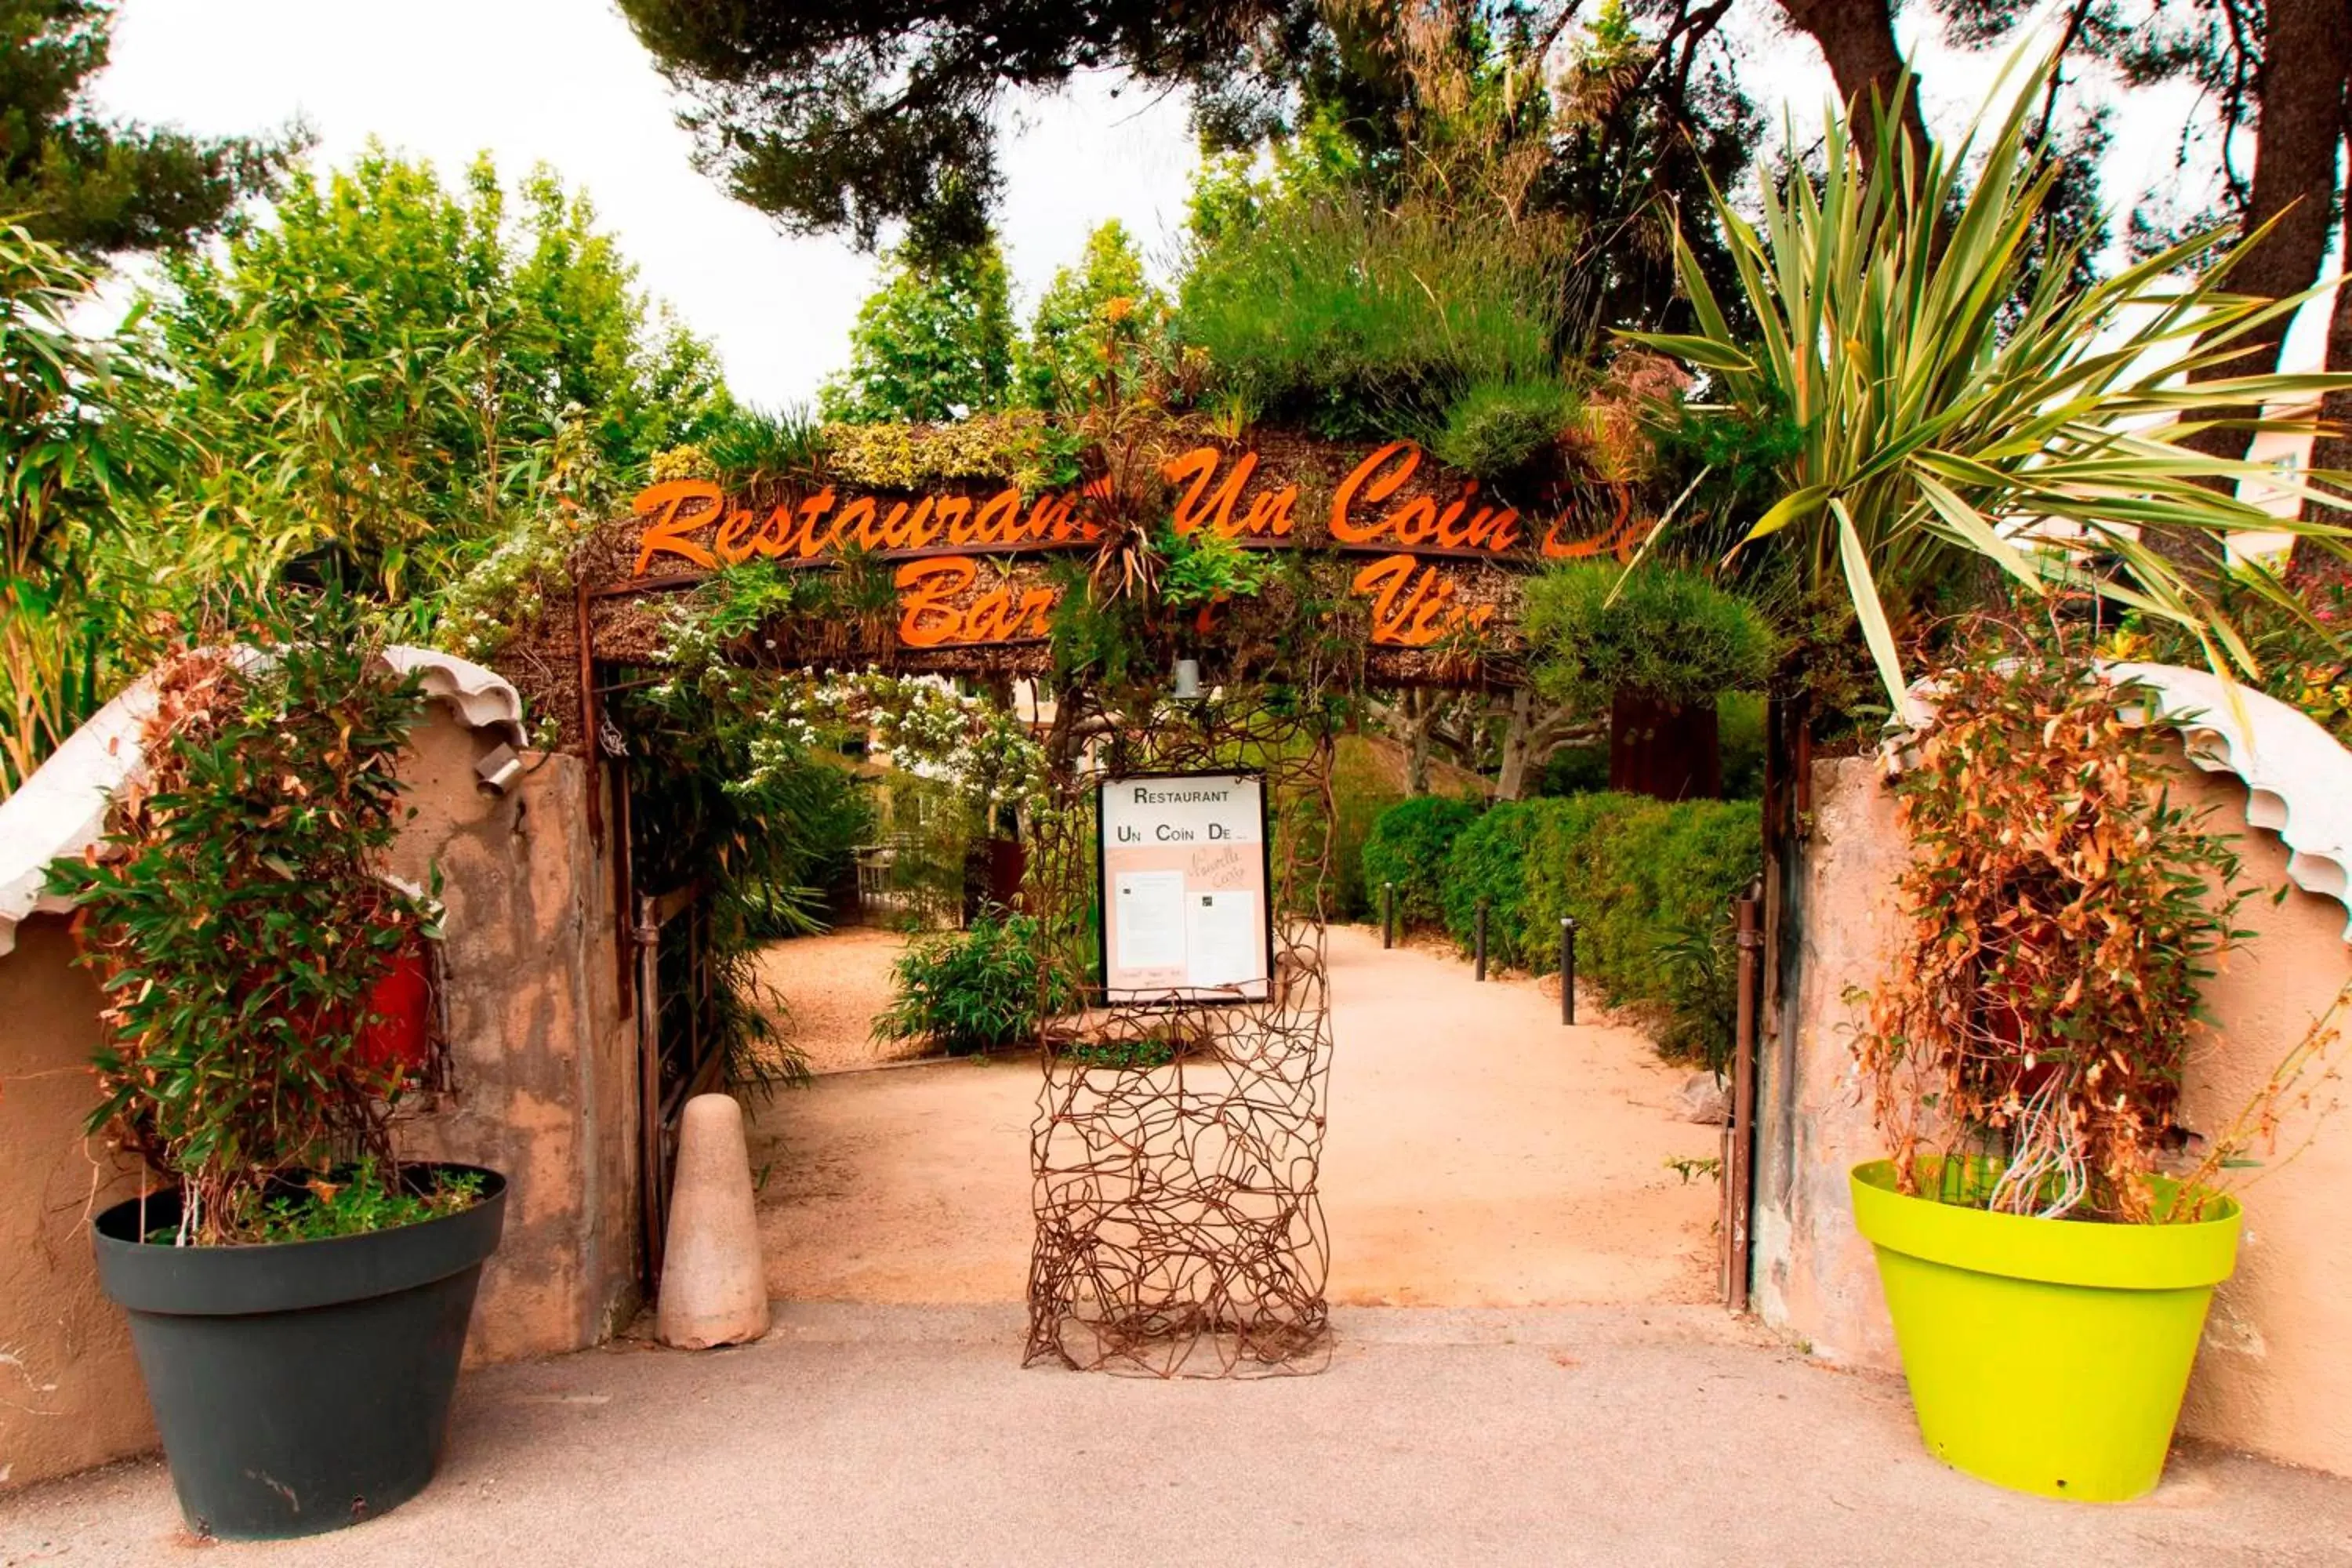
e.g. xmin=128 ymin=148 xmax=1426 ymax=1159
xmin=1025 ymin=689 xmax=1337 ymax=1377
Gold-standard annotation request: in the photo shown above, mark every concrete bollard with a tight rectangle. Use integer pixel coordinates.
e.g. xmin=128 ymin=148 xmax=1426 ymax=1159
xmin=655 ymin=1093 xmax=771 ymax=1349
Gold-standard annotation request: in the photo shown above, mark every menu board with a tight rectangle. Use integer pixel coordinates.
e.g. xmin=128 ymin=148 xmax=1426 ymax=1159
xmin=1097 ymin=772 xmax=1272 ymax=1004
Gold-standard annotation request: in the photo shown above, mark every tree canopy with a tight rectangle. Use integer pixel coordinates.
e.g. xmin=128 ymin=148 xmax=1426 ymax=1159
xmin=142 ymin=148 xmax=733 ymax=601
xmin=616 ymin=0 xmax=1294 ymax=253
xmin=820 ymin=237 xmax=1015 ymax=423
xmin=1 ymin=0 xmax=302 ymax=256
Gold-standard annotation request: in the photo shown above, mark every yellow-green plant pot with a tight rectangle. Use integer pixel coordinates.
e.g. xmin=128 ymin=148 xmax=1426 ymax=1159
xmin=1849 ymin=1160 xmax=2240 ymax=1502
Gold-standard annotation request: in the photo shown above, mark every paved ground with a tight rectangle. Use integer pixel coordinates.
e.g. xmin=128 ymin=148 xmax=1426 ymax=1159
xmin=8 ymin=1305 xmax=2350 ymax=1567
xmin=747 ymin=924 xmax=1719 ymax=1305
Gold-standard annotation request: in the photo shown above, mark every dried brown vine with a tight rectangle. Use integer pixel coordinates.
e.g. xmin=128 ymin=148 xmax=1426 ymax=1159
xmin=1857 ymin=626 xmax=2251 ymax=1222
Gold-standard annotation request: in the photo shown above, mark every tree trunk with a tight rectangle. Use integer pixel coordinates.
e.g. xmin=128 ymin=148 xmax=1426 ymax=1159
xmin=2180 ymin=0 xmax=2348 ymax=471
xmin=2294 ymin=188 xmax=2352 ymax=586
xmin=1607 ymin=691 xmax=1722 ymax=801
xmin=1777 ymin=0 xmax=1927 ymax=158
xmin=1751 ymin=683 xmax=1813 ymax=1282
xmin=1495 ymin=686 xmax=1537 ymax=801
xmin=1401 ymin=689 xmax=1436 ymax=794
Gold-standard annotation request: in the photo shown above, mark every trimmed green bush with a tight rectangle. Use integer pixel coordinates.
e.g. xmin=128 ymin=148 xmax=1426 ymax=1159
xmin=1436 ymin=792 xmax=1761 ymax=1067
xmin=1522 ymin=562 xmax=1779 ymax=713
xmin=1359 ymin=794 xmax=1481 ymax=927
xmin=1439 ymin=800 xmax=1541 ymax=962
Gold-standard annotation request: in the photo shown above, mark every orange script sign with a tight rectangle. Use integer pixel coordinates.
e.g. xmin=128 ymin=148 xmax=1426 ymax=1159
xmin=631 ymin=477 xmax=1102 ymax=576
xmin=617 ymin=440 xmax=1649 ymax=649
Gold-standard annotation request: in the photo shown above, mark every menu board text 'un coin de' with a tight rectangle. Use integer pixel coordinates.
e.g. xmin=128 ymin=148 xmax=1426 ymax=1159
xmin=1098 ymin=774 xmax=1271 ymax=1004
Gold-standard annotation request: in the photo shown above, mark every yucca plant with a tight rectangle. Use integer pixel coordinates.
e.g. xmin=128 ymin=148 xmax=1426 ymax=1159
xmin=1624 ymin=53 xmax=2352 ymax=715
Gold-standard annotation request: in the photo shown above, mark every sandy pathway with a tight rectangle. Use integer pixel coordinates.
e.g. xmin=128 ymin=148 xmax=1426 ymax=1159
xmin=750 ymin=925 xmax=918 ymax=1074
xmin=744 ymin=924 xmax=1719 ymax=1305
xmin=1320 ymin=929 xmax=1719 ymax=1305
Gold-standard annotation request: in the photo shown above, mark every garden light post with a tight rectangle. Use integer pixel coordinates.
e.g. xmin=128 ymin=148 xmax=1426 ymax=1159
xmin=1560 ymin=916 xmax=1577 ymax=1025
xmin=1382 ymin=882 xmax=1396 ymax=949
xmin=1474 ymin=898 xmax=1489 ymax=982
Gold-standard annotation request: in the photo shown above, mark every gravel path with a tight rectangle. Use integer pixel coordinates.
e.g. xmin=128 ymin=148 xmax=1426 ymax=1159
xmin=742 ymin=923 xmax=1719 ymax=1306
xmin=749 ymin=925 xmax=918 ymax=1075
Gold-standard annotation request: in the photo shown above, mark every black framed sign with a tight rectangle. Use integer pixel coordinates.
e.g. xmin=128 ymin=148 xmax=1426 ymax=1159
xmin=1095 ymin=771 xmax=1274 ymax=1005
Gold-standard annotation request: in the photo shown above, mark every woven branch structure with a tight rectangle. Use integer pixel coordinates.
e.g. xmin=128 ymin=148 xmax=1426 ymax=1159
xmin=1025 ymin=687 xmax=1338 ymax=1377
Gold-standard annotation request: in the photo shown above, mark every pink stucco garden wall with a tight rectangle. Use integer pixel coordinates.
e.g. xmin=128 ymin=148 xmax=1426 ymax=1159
xmin=1757 ymin=752 xmax=2352 ymax=1477
xmin=0 ymin=699 xmax=641 ymax=1492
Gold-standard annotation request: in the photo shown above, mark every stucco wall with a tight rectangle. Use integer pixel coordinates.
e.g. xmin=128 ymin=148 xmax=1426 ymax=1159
xmin=387 ymin=713 xmax=642 ymax=1363
xmin=0 ymin=915 xmax=155 ymax=1488
xmin=1751 ymin=757 xmax=1903 ymax=1370
xmin=0 ymin=705 xmax=637 ymax=1491
xmin=1758 ymin=753 xmax=2352 ymax=1477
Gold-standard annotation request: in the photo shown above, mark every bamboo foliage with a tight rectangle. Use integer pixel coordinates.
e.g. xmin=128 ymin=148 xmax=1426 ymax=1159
xmin=1624 ymin=54 xmax=2352 ymax=714
xmin=0 ymin=223 xmax=167 ymax=793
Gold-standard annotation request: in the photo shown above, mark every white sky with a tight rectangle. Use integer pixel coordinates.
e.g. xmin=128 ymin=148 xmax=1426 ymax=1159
xmin=89 ymin=1 xmax=2313 ymax=407
xmin=90 ymin=0 xmax=1205 ymax=408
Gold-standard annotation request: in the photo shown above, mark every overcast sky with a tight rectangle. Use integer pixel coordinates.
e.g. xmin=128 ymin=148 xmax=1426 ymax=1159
xmin=89 ymin=2 xmax=2292 ymax=408
xmin=91 ymin=1 xmax=1204 ymax=408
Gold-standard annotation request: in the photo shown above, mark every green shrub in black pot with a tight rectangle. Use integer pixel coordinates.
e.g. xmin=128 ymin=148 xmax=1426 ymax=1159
xmin=49 ymin=606 xmax=505 ymax=1541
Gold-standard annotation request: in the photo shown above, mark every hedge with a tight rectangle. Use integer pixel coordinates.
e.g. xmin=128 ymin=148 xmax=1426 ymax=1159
xmin=1404 ymin=791 xmax=1760 ymax=1066
xmin=1358 ymin=793 xmax=1481 ymax=927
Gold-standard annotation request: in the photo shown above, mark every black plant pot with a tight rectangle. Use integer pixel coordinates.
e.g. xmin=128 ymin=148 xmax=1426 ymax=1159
xmin=91 ymin=1165 xmax=507 ymax=1541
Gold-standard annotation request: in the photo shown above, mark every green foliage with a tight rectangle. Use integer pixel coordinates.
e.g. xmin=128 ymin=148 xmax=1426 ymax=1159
xmin=618 ymin=0 xmax=1286 ymax=252
xmin=874 ymin=772 xmax=969 ymax=931
xmin=0 ymin=220 xmax=169 ymax=793
xmin=695 ymin=403 xmax=828 ymax=486
xmin=1718 ymin=693 xmax=1764 ymax=800
xmin=138 ymin=148 xmax=728 ymax=607
xmin=1183 ymin=110 xmax=1367 ymax=248
xmin=1158 ymin=524 xmax=1272 ymax=610
xmin=1522 ymin=563 xmax=1779 ymax=713
xmin=1434 ymin=791 xmax=1762 ymax=1067
xmin=820 ymin=409 xmax=1078 ymax=495
xmin=244 ymin=1160 xmax=485 ymax=1246
xmin=873 ymin=913 xmax=1072 ymax=1056
xmin=1016 ymin=220 xmax=1167 ymax=413
xmin=1325 ymin=735 xmax=1408 ymax=919
xmin=431 ymin=502 xmax=592 ymax=667
xmin=47 ymin=600 xmax=440 ymax=1244
xmin=1359 ymin=793 xmax=1480 ymax=927
xmin=1174 ymin=194 xmax=1571 ymax=438
xmin=1057 ymin=1035 xmax=1177 ymax=1071
xmin=1439 ymin=799 xmax=1542 ymax=962
xmin=621 ymin=610 xmax=880 ymax=1088
xmin=820 ymin=238 xmax=1014 ymax=423
xmin=1 ymin=0 xmax=302 ymax=257
xmin=1428 ymin=377 xmax=1577 ymax=479
xmin=1535 ymin=740 xmax=1609 ymax=797
xmin=1625 ymin=60 xmax=2352 ymax=715
xmin=1643 ymin=397 xmax=1806 ymax=561
xmin=1182 ymin=4 xmax=1759 ymax=345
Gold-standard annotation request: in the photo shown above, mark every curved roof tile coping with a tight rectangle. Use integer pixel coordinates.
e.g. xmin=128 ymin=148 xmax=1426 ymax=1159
xmin=1891 ymin=659 xmax=2352 ymax=943
xmin=0 ymin=647 xmax=524 ymax=959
